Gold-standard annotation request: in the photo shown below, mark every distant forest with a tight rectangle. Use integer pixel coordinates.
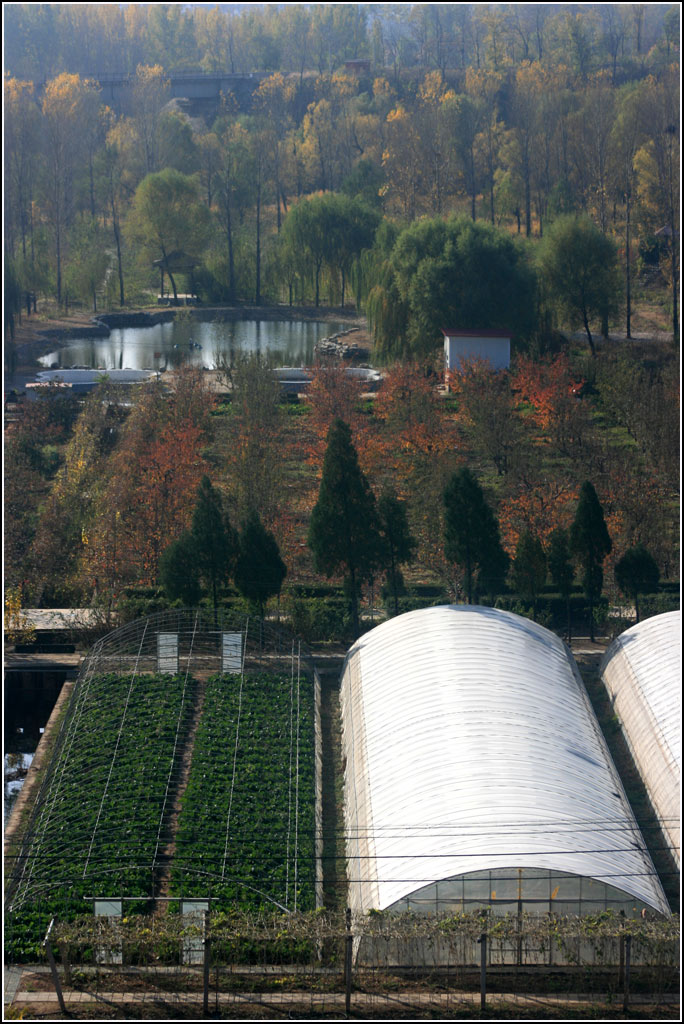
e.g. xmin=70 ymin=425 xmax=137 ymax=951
xmin=4 ymin=3 xmax=680 ymax=342
xmin=4 ymin=3 xmax=679 ymax=81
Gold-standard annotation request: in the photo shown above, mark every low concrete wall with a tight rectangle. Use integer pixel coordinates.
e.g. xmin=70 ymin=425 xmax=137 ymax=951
xmin=4 ymin=681 xmax=74 ymax=854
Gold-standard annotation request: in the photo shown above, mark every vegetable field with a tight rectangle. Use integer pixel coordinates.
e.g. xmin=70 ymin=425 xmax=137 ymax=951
xmin=6 ymin=612 xmax=322 ymax=962
xmin=172 ymin=671 xmax=317 ymax=912
xmin=6 ymin=671 xmax=196 ymax=959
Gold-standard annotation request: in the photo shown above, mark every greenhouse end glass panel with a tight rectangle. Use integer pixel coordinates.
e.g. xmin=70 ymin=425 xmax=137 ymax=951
xmin=222 ymin=633 xmax=243 ymax=673
xmin=181 ymin=900 xmax=209 ymax=965
xmin=94 ymin=900 xmax=122 ymax=917
xmin=157 ymin=632 xmax=179 ymax=673
xmin=489 ymin=869 xmax=522 ymax=902
xmin=94 ymin=900 xmax=123 ymax=965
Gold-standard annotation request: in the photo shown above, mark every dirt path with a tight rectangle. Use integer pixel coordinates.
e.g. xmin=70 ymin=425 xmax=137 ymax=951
xmin=153 ymin=676 xmax=208 ymax=908
xmin=319 ymin=671 xmax=347 ymax=912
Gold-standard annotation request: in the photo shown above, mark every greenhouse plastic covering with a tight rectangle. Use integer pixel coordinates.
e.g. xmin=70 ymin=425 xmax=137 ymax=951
xmin=600 ymin=610 xmax=681 ymax=870
xmin=340 ymin=605 xmax=670 ymax=917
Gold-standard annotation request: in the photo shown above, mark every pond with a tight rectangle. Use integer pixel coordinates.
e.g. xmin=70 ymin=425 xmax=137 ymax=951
xmin=38 ymin=319 xmax=350 ymax=372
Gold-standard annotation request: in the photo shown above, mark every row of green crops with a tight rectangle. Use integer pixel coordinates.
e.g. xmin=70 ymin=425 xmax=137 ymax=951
xmin=171 ymin=672 xmax=316 ymax=913
xmin=6 ymin=672 xmax=195 ymax=960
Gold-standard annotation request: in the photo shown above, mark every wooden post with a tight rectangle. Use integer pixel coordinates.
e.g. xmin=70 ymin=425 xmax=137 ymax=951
xmin=618 ymin=910 xmax=625 ymax=986
xmin=203 ymin=909 xmax=211 ymax=1016
xmin=344 ymin=907 xmax=353 ymax=1015
xmin=622 ymin=934 xmax=631 ymax=1013
xmin=60 ymin=942 xmax=72 ymax=988
xmin=478 ymin=929 xmax=487 ymax=1010
xmin=43 ymin=919 xmax=68 ymax=1015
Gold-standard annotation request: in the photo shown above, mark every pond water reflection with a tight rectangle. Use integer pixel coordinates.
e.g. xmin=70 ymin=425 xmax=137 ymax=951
xmin=38 ymin=319 xmax=348 ymax=372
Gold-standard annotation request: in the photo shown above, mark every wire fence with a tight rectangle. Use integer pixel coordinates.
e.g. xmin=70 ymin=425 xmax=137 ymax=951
xmin=11 ymin=909 xmax=679 ymax=1019
xmin=5 ymin=611 xmax=323 ymax=959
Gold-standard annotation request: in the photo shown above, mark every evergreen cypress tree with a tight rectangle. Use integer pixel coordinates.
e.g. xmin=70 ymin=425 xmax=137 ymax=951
xmin=615 ymin=543 xmax=659 ymax=622
xmin=511 ymin=529 xmax=547 ymax=621
xmin=548 ymin=527 xmax=575 ymax=641
xmin=308 ymin=418 xmax=383 ymax=636
xmin=234 ymin=510 xmax=287 ymax=620
xmin=570 ymin=481 xmax=612 ymax=641
xmin=443 ymin=467 xmax=505 ymax=605
xmin=378 ymin=486 xmax=416 ymax=617
xmin=191 ymin=475 xmax=237 ymax=614
xmin=159 ymin=531 xmax=201 ymax=606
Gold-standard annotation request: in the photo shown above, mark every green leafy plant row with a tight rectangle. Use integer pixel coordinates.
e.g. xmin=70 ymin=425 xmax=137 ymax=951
xmin=6 ymin=672 xmax=195 ymax=960
xmin=171 ymin=672 xmax=316 ymax=913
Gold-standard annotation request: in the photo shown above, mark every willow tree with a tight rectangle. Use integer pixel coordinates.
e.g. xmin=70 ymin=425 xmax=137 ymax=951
xmin=125 ymin=168 xmax=210 ymax=302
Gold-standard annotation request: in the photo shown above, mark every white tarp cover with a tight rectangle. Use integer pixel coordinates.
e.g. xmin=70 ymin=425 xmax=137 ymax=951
xmin=340 ymin=605 xmax=670 ymax=916
xmin=601 ymin=610 xmax=681 ymax=870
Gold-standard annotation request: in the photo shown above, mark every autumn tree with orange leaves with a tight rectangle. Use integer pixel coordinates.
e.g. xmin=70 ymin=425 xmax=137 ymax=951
xmin=86 ymin=369 xmax=213 ymax=599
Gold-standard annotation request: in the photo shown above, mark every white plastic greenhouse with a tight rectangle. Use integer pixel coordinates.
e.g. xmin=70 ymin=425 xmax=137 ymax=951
xmin=600 ymin=610 xmax=681 ymax=871
xmin=340 ymin=605 xmax=670 ymax=920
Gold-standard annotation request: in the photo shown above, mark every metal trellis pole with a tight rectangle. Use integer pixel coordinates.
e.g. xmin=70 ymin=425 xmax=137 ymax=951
xmin=43 ymin=919 xmax=67 ymax=1015
xmin=344 ymin=907 xmax=353 ymax=1015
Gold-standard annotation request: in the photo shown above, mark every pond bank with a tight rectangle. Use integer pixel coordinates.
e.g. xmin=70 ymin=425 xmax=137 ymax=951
xmin=8 ymin=305 xmax=367 ymax=374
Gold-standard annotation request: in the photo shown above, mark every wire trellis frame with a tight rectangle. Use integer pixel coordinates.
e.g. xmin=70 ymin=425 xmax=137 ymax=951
xmin=5 ymin=610 xmax=323 ymax=931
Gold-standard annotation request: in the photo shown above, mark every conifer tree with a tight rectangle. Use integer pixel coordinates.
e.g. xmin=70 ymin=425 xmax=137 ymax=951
xmin=511 ymin=529 xmax=547 ymax=621
xmin=378 ymin=486 xmax=416 ymax=617
xmin=570 ymin=481 xmax=612 ymax=641
xmin=308 ymin=418 xmax=383 ymax=636
xmin=191 ymin=475 xmax=237 ymax=614
xmin=443 ymin=467 xmax=506 ymax=605
xmin=615 ymin=543 xmax=659 ymax=623
xmin=234 ymin=510 xmax=287 ymax=620
xmin=548 ymin=527 xmax=575 ymax=641
xmin=159 ymin=531 xmax=201 ymax=606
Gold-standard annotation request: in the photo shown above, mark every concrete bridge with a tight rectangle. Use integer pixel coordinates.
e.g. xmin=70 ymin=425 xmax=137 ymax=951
xmin=100 ymin=70 xmax=270 ymax=112
xmin=33 ymin=70 xmax=277 ymax=120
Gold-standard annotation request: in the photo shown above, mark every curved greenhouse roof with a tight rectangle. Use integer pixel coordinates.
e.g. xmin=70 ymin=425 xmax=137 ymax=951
xmin=340 ymin=605 xmax=670 ymax=918
xmin=600 ymin=611 xmax=681 ymax=870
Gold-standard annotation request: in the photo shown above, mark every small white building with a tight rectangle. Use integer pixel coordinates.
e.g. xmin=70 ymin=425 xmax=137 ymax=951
xmin=442 ymin=328 xmax=511 ymax=383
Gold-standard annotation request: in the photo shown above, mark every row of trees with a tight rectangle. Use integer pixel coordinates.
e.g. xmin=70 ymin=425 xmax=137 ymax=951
xmin=310 ymin=421 xmax=660 ymax=639
xmin=4 ymin=34 xmax=679 ymax=340
xmin=5 ymin=344 xmax=674 ymax=634
xmin=5 ymin=4 xmax=678 ymax=82
xmin=154 ymin=418 xmax=660 ymax=639
xmin=160 ymin=476 xmax=286 ymax=621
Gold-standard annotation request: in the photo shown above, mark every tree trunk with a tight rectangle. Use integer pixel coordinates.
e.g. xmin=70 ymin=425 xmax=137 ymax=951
xmin=55 ymin=215 xmax=62 ymax=306
xmin=625 ymin=190 xmax=631 ymax=338
xmin=168 ymin=270 xmax=179 ymax=303
xmin=111 ymin=196 xmax=125 ymax=306
xmin=349 ymin=565 xmax=359 ymax=637
xmin=226 ymin=201 xmax=235 ymax=301
xmin=255 ymin=175 xmax=261 ymax=305
xmin=582 ymin=308 xmax=595 ymax=356
xmin=89 ymin=155 xmax=96 ymax=219
xmin=566 ymin=594 xmax=572 ymax=644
